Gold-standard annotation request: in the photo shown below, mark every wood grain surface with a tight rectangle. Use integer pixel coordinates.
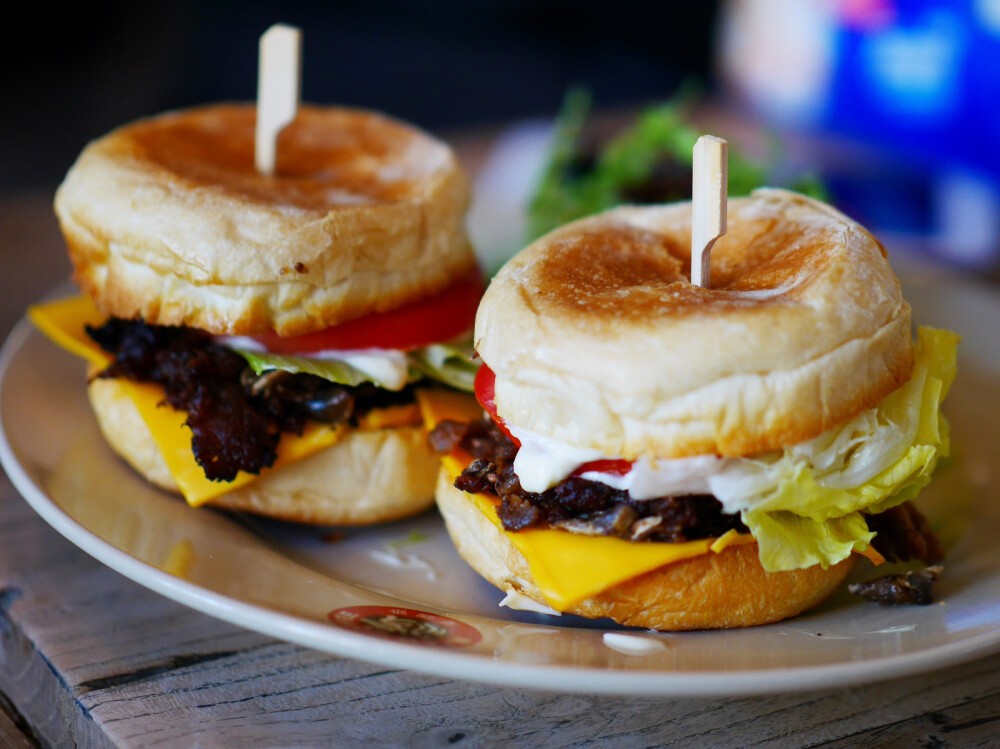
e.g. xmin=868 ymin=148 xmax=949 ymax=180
xmin=3 ymin=163 xmax=1000 ymax=747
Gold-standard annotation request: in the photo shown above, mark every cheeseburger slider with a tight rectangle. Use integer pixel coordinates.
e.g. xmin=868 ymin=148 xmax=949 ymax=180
xmin=429 ymin=188 xmax=957 ymax=630
xmin=31 ymin=103 xmax=483 ymax=524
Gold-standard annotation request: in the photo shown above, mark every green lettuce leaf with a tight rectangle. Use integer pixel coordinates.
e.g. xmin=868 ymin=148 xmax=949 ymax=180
xmin=236 ymin=350 xmax=401 ymax=388
xmin=748 ymin=511 xmax=875 ymax=573
xmin=231 ymin=340 xmax=478 ymax=393
xmin=407 ymin=342 xmax=478 ymax=392
xmin=738 ymin=327 xmax=959 ymax=571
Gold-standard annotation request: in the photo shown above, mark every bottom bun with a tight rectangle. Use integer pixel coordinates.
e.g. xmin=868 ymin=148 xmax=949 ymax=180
xmin=435 ymin=469 xmax=856 ymax=630
xmin=87 ymin=375 xmax=438 ymax=524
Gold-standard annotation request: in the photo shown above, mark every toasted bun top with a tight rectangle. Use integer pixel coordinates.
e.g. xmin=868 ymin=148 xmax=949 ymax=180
xmin=476 ymin=189 xmax=913 ymax=459
xmin=55 ymin=103 xmax=476 ymax=335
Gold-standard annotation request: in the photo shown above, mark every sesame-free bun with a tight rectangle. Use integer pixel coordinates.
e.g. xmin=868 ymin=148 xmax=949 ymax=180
xmin=87 ymin=373 xmax=438 ymax=525
xmin=476 ymin=189 xmax=912 ymax=460
xmin=55 ymin=103 xmax=476 ymax=336
xmin=435 ymin=471 xmax=855 ymax=630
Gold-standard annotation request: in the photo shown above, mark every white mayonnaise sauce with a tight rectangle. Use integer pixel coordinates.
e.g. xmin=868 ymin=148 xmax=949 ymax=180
xmin=508 ymin=421 xmax=730 ymax=500
xmin=498 ymin=590 xmax=562 ymax=616
xmin=602 ymin=632 xmax=667 ymax=655
xmin=580 ymin=454 xmax=728 ymax=501
xmin=368 ymin=548 xmax=438 ymax=581
xmin=507 ymin=424 xmax=605 ymax=494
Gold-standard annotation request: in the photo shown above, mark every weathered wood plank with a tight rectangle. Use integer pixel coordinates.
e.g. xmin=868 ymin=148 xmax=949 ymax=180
xmin=812 ymin=689 xmax=1000 ymax=748
xmin=70 ymin=656 xmax=1000 ymax=749
xmin=0 ymin=691 xmax=40 ymax=749
xmin=0 ymin=585 xmax=115 ymax=749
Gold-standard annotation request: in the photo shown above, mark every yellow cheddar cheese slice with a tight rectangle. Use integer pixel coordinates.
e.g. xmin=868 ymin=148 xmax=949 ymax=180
xmin=28 ymin=295 xmax=111 ymax=367
xmin=29 ymin=295 xmax=420 ymax=507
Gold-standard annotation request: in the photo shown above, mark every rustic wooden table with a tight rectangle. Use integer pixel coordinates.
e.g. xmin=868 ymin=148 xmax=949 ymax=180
xmin=3 ymin=143 xmax=1000 ymax=747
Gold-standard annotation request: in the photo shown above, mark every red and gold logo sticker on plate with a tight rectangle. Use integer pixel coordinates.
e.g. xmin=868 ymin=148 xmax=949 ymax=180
xmin=328 ymin=606 xmax=482 ymax=647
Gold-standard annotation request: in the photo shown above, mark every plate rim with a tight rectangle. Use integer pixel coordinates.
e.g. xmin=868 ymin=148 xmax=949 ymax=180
xmin=3 ymin=294 xmax=1000 ymax=697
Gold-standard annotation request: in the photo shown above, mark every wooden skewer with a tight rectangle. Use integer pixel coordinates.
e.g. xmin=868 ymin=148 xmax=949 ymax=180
xmin=255 ymin=24 xmax=302 ymax=176
xmin=691 ymin=135 xmax=728 ymax=288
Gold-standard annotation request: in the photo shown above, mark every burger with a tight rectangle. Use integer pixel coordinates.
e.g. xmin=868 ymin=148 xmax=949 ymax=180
xmin=30 ymin=103 xmax=483 ymax=525
xmin=426 ymin=188 xmax=958 ymax=630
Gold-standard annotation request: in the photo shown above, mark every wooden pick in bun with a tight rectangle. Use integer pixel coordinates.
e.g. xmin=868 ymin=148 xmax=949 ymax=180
xmin=33 ymin=103 xmax=484 ymax=524
xmin=429 ymin=188 xmax=958 ymax=630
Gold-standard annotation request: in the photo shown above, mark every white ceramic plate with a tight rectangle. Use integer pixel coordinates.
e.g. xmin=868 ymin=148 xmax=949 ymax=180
xmin=2 ymin=268 xmax=1000 ymax=697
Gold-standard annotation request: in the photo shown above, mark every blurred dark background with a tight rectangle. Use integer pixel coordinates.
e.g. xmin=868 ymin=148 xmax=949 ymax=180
xmin=4 ymin=0 xmax=999 ymax=270
xmin=1 ymin=1 xmax=720 ymax=194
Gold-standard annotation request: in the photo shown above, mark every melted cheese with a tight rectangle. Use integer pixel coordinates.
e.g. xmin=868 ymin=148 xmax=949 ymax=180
xmin=415 ymin=387 xmax=757 ymax=610
xmin=356 ymin=403 xmax=421 ymax=431
xmin=28 ymin=295 xmax=111 ymax=367
xmin=415 ymin=387 xmax=485 ymax=434
xmin=119 ymin=376 xmax=348 ymax=505
xmin=29 ymin=295 xmax=420 ymax=507
xmin=469 ymin=488 xmax=754 ymax=610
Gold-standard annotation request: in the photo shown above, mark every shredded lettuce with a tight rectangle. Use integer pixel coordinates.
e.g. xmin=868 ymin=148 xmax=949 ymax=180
xmin=407 ymin=342 xmax=479 ymax=392
xmin=236 ymin=349 xmax=415 ymax=389
xmin=526 ymin=87 xmax=828 ymax=241
xmin=232 ymin=341 xmax=478 ymax=393
xmin=724 ymin=327 xmax=959 ymax=571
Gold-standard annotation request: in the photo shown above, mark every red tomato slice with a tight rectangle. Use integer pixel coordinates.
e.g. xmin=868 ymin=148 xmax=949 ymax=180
xmin=475 ymin=364 xmax=636 ymax=479
xmin=251 ymin=268 xmax=485 ymax=353
xmin=572 ymin=458 xmax=633 ymax=477
xmin=474 ymin=364 xmax=520 ymax=446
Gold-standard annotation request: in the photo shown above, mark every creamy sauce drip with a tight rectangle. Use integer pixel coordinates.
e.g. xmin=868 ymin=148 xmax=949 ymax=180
xmin=602 ymin=633 xmax=668 ymax=655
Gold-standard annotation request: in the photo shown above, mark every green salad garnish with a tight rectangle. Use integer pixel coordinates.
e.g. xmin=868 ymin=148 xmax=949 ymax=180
xmin=526 ymin=87 xmax=827 ymax=241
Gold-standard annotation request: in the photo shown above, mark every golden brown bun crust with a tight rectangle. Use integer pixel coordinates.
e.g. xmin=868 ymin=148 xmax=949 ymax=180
xmin=87 ymin=374 xmax=438 ymax=524
xmin=435 ymin=470 xmax=856 ymax=630
xmin=55 ymin=103 xmax=476 ymax=336
xmin=476 ymin=189 xmax=913 ymax=459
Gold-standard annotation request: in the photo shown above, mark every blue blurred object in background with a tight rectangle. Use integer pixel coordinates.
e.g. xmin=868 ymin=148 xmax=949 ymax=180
xmin=719 ymin=0 xmax=1000 ymax=269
